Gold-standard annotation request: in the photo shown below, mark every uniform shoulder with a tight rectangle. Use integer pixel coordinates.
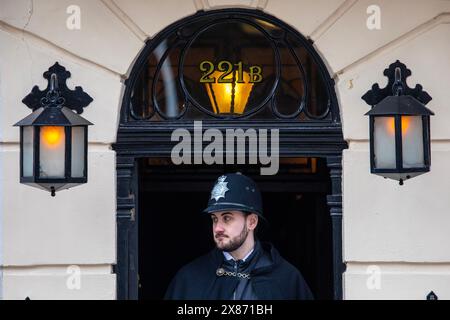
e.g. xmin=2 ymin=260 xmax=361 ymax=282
xmin=277 ymin=255 xmax=302 ymax=274
xmin=265 ymin=243 xmax=306 ymax=279
xmin=174 ymin=250 xmax=217 ymax=278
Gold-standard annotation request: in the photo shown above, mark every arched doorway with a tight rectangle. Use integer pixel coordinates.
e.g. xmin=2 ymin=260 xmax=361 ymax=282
xmin=112 ymin=8 xmax=347 ymax=300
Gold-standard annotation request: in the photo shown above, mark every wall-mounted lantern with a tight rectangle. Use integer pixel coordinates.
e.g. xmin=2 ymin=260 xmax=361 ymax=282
xmin=14 ymin=62 xmax=93 ymax=196
xmin=362 ymin=60 xmax=434 ymax=185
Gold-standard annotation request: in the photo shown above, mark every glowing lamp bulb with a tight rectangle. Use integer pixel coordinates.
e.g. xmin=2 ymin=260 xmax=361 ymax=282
xmin=387 ymin=116 xmax=411 ymax=135
xmin=41 ymin=126 xmax=64 ymax=148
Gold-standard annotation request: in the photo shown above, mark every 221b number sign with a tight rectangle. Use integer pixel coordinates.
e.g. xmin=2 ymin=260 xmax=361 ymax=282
xmin=199 ymin=60 xmax=263 ymax=84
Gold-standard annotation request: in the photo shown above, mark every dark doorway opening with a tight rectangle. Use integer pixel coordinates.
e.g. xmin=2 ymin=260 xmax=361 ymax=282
xmin=137 ymin=157 xmax=334 ymax=300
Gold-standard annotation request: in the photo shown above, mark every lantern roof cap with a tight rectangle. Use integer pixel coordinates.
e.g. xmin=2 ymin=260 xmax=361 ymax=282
xmin=14 ymin=106 xmax=93 ymax=127
xmin=365 ymin=95 xmax=435 ymax=116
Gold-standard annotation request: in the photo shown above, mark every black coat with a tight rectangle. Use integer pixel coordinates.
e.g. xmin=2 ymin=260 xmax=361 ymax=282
xmin=164 ymin=242 xmax=314 ymax=300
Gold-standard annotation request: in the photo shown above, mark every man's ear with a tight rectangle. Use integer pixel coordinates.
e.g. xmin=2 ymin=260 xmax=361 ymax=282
xmin=247 ymin=213 xmax=259 ymax=230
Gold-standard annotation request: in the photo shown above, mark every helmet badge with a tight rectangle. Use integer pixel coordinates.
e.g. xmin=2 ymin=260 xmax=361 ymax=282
xmin=210 ymin=175 xmax=229 ymax=201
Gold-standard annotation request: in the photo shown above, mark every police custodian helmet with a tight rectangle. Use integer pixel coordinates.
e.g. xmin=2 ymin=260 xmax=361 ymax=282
xmin=204 ymin=173 xmax=264 ymax=219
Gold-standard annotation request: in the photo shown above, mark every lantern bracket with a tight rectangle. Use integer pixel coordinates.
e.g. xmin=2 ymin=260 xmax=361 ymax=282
xmin=362 ymin=60 xmax=432 ymax=107
xmin=22 ymin=62 xmax=93 ymax=114
xmin=40 ymin=73 xmax=66 ymax=108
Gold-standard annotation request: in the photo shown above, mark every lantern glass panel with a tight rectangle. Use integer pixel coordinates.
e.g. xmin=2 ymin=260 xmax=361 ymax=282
xmin=402 ymin=116 xmax=424 ymax=168
xmin=39 ymin=126 xmax=65 ymax=178
xmin=374 ymin=116 xmax=396 ymax=169
xmin=22 ymin=126 xmax=34 ymax=177
xmin=71 ymin=126 xmax=85 ymax=178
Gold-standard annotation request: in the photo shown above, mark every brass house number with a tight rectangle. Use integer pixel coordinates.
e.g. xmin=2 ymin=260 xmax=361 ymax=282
xmin=199 ymin=61 xmax=263 ymax=83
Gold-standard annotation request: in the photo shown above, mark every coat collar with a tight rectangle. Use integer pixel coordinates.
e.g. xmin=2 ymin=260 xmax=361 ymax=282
xmin=209 ymin=240 xmax=280 ymax=274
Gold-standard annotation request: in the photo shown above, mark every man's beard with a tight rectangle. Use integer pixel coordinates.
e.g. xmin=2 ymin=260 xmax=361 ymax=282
xmin=215 ymin=224 xmax=249 ymax=252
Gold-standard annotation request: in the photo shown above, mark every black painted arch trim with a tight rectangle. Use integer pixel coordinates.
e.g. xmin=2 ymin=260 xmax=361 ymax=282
xmin=114 ymin=8 xmax=347 ymax=301
xmin=120 ymin=8 xmax=341 ymax=124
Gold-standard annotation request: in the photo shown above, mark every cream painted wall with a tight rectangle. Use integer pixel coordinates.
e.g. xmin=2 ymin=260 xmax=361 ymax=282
xmin=345 ymin=263 xmax=450 ymax=299
xmin=0 ymin=0 xmax=123 ymax=299
xmin=1 ymin=0 xmax=450 ymax=299
xmin=337 ymin=22 xmax=450 ymax=141
xmin=0 ymin=29 xmax=124 ymax=144
xmin=0 ymin=0 xmax=144 ymax=75
xmin=3 ymin=265 xmax=115 ymax=299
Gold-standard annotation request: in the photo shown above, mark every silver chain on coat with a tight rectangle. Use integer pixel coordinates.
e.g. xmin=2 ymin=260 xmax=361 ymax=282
xmin=216 ymin=268 xmax=251 ymax=279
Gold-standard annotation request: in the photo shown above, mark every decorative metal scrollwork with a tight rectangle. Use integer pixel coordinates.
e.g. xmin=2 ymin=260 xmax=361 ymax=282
xmin=362 ymin=60 xmax=432 ymax=107
xmin=22 ymin=62 xmax=93 ymax=114
xmin=126 ymin=10 xmax=338 ymax=123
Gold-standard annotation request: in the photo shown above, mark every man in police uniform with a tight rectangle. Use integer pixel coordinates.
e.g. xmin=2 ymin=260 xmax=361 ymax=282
xmin=165 ymin=173 xmax=313 ymax=300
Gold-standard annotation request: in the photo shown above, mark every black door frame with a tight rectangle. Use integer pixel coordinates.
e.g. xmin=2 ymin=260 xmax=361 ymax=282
xmin=113 ymin=150 xmax=345 ymax=300
xmin=112 ymin=8 xmax=348 ymax=299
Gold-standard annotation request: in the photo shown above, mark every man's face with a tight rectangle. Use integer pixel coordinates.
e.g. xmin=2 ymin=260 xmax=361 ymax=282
xmin=211 ymin=211 xmax=249 ymax=252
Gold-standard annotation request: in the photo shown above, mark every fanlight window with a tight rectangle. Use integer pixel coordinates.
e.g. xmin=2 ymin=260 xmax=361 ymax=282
xmin=128 ymin=12 xmax=335 ymax=122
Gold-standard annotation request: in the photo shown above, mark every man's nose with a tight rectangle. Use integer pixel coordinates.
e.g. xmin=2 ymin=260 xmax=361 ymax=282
xmin=214 ymin=222 xmax=225 ymax=233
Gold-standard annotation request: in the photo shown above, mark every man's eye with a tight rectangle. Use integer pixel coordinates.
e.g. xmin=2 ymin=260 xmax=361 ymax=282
xmin=224 ymin=216 xmax=231 ymax=222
